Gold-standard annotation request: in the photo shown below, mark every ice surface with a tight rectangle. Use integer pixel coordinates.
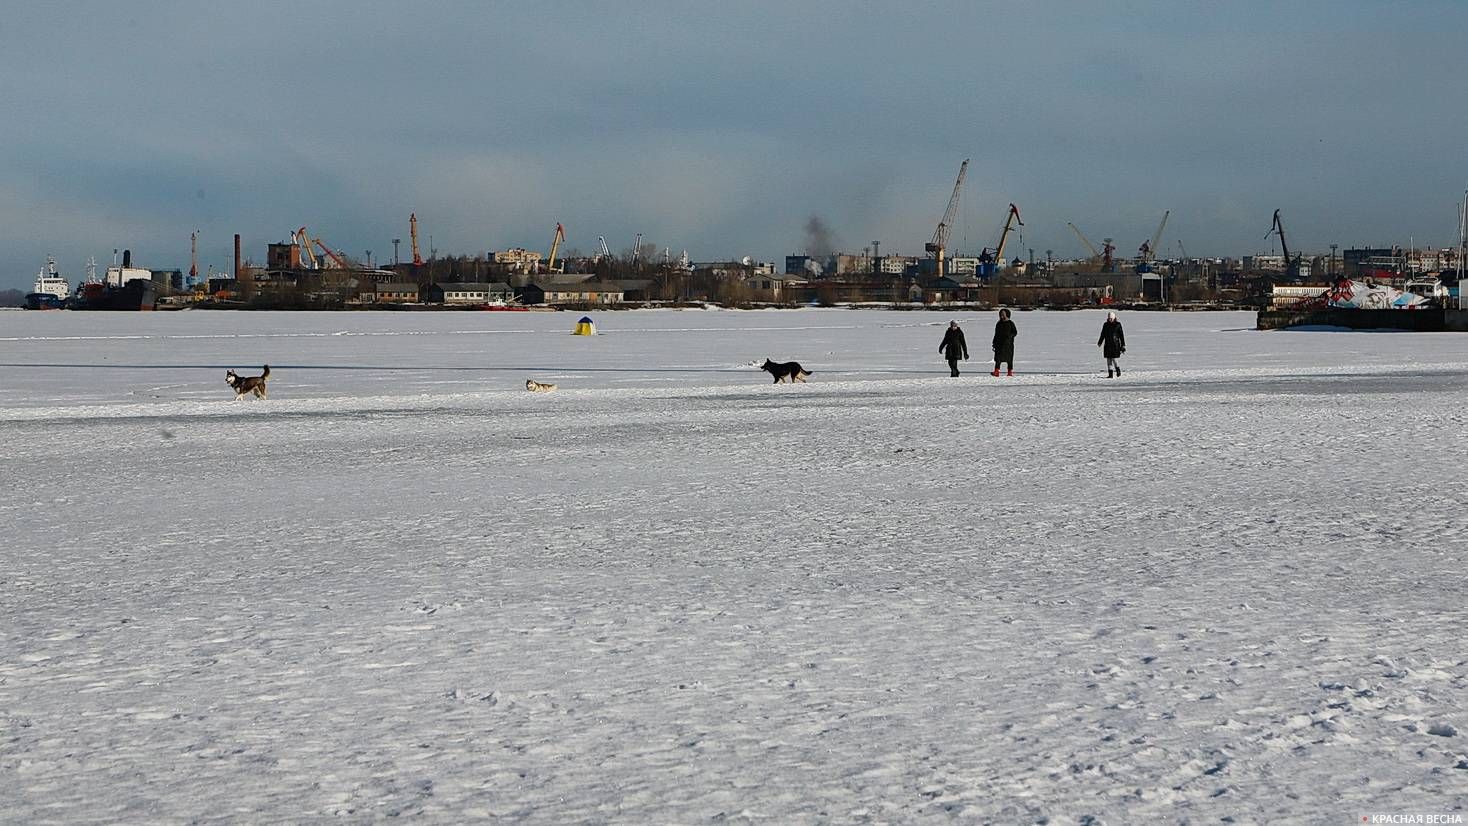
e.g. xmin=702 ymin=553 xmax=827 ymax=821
xmin=1 ymin=308 xmax=1465 ymax=821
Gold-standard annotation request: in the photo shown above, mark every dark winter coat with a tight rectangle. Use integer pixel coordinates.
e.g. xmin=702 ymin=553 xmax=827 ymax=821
xmin=939 ymin=327 xmax=968 ymax=361
xmin=992 ymin=319 xmax=1017 ymax=363
xmin=1098 ymin=320 xmax=1126 ymax=359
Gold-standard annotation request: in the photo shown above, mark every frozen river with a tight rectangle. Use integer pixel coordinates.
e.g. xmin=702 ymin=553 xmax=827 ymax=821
xmin=2 ymin=308 xmax=1465 ymax=822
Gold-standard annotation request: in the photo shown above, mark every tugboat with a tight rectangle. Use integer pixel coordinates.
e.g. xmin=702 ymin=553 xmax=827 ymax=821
xmin=23 ymin=257 xmax=71 ymax=309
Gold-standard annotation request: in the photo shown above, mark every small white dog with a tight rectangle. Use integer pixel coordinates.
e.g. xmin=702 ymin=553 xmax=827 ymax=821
xmin=525 ymin=379 xmax=557 ymax=393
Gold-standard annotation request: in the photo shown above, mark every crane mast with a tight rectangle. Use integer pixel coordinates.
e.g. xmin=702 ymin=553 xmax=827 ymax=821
xmin=315 ymin=237 xmax=354 ymax=269
xmin=547 ymin=223 xmax=566 ymax=273
xmin=1068 ymin=222 xmax=1101 ymax=259
xmin=1268 ymin=209 xmax=1302 ymax=279
xmin=925 ymin=159 xmax=969 ymax=281
xmin=1270 ymin=210 xmax=1291 ymax=262
xmin=293 ymin=227 xmax=320 ymax=269
xmin=295 ymin=225 xmax=354 ymax=270
xmin=1140 ymin=210 xmax=1170 ymax=262
xmin=410 ymin=213 xmax=424 ymax=266
xmin=1137 ymin=210 xmax=1171 ymax=274
xmin=993 ymin=203 xmax=1024 ymax=264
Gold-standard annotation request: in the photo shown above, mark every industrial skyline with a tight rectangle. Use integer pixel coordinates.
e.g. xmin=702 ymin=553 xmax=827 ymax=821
xmin=3 ymin=1 xmax=1466 ymax=291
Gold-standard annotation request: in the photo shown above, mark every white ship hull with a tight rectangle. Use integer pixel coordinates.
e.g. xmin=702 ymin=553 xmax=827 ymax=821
xmin=32 ymin=257 xmax=71 ymax=300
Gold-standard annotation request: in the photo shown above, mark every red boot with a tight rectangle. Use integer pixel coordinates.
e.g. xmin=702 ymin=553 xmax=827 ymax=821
xmin=990 ymin=368 xmax=1000 ymax=377
xmin=1007 ymin=369 xmax=1014 ymax=377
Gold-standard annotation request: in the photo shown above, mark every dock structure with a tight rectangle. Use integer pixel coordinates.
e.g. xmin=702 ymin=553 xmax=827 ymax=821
xmin=1257 ymin=307 xmax=1468 ymax=332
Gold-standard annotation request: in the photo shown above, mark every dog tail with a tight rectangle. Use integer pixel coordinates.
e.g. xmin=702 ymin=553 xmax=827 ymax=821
xmin=261 ymin=365 xmax=270 ymax=378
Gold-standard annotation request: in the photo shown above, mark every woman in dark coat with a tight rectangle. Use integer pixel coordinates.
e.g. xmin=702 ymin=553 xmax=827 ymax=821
xmin=1098 ymin=311 xmax=1126 ymax=377
xmin=938 ymin=320 xmax=968 ymax=377
xmin=991 ymin=308 xmax=1017 ymax=376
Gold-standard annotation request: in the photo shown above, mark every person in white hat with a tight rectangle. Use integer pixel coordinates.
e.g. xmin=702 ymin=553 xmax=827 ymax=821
xmin=1098 ymin=311 xmax=1126 ymax=378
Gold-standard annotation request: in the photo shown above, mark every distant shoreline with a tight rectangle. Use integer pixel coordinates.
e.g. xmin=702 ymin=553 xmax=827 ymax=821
xmin=139 ymin=301 xmax=1250 ymax=313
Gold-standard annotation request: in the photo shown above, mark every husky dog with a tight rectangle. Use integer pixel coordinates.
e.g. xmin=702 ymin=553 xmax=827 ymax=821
xmin=760 ymin=359 xmax=812 ymax=384
xmin=225 ymin=365 xmax=270 ymax=399
xmin=525 ymin=379 xmax=557 ymax=393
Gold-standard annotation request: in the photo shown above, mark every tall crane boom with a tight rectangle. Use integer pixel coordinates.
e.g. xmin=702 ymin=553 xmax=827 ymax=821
xmin=1068 ymin=222 xmax=1101 ymax=259
xmin=293 ymin=227 xmax=320 ymax=269
xmin=315 ymin=237 xmax=354 ymax=269
xmin=925 ymin=159 xmax=969 ymax=281
xmin=409 ymin=213 xmax=424 ymax=266
xmin=1268 ymin=209 xmax=1291 ymax=262
xmin=547 ymin=223 xmax=566 ymax=273
xmin=597 ymin=236 xmax=612 ymax=260
xmin=994 ymin=204 xmax=1024 ymax=263
xmin=296 ymin=225 xmax=354 ymax=270
xmin=1267 ymin=209 xmax=1302 ymax=279
xmin=1139 ymin=210 xmax=1170 ymax=261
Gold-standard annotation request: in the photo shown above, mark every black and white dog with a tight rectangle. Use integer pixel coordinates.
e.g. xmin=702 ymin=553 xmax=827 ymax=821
xmin=225 ymin=365 xmax=270 ymax=399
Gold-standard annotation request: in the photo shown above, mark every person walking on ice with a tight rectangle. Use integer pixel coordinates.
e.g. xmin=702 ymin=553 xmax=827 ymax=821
xmin=991 ymin=308 xmax=1017 ymax=376
xmin=1098 ymin=311 xmax=1126 ymax=377
xmin=938 ymin=320 xmax=969 ymax=377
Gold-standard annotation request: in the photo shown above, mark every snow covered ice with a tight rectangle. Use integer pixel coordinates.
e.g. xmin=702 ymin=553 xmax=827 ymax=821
xmin=1 ymin=308 xmax=1465 ymax=822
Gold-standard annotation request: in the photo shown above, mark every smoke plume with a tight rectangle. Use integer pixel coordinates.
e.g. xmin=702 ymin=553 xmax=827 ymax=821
xmin=804 ymin=215 xmax=836 ymax=259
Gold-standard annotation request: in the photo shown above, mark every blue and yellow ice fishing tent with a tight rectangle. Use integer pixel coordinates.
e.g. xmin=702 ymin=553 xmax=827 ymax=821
xmin=572 ymin=316 xmax=596 ymax=336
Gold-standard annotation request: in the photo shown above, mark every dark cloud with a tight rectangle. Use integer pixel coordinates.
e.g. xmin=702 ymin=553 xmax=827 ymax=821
xmin=2 ymin=1 xmax=1466 ymax=289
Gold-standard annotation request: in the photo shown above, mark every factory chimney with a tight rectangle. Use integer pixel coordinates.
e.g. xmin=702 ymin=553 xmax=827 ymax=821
xmin=234 ymin=234 xmax=242 ymax=279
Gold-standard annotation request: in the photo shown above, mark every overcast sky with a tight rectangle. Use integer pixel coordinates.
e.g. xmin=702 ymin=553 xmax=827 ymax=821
xmin=3 ymin=1 xmax=1466 ymax=290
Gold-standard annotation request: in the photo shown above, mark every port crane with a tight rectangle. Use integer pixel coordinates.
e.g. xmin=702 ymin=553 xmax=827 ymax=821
xmin=1070 ymin=222 xmax=1115 ymax=270
xmin=1266 ymin=209 xmax=1303 ymax=280
xmin=294 ymin=226 xmax=356 ymax=270
xmin=925 ymin=159 xmax=969 ymax=281
xmin=409 ymin=213 xmax=424 ymax=266
xmin=292 ymin=228 xmax=319 ymax=269
xmin=1136 ymin=210 xmax=1170 ymax=273
xmin=1068 ymin=222 xmax=1101 ymax=260
xmin=978 ymin=204 xmax=1024 ymax=279
xmin=1138 ymin=210 xmax=1169 ymax=262
xmin=993 ymin=203 xmax=1024 ymax=264
xmin=546 ymin=223 xmax=566 ymax=274
xmin=597 ymin=235 xmax=612 ymax=261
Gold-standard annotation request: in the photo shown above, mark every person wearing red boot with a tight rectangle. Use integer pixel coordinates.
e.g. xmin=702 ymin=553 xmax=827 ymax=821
xmin=991 ymin=308 xmax=1017 ymax=377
